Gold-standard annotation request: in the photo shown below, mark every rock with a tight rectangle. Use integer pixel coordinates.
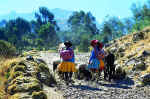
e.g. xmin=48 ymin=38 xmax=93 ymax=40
xmin=125 ymin=42 xmax=132 ymax=47
xmin=104 ymin=43 xmax=111 ymax=48
xmin=136 ymin=47 xmax=143 ymax=52
xmin=119 ymin=52 xmax=124 ymax=57
xmin=37 ymin=63 xmax=57 ymax=86
xmin=132 ymin=32 xmax=145 ymax=41
xmin=26 ymin=55 xmax=34 ymax=61
xmin=35 ymin=58 xmax=46 ymax=64
xmin=135 ymin=83 xmax=144 ymax=88
xmin=142 ymin=50 xmax=150 ymax=57
xmin=110 ymin=47 xmax=118 ymax=53
xmin=125 ymin=59 xmax=136 ymax=66
xmin=127 ymin=52 xmax=137 ymax=59
xmin=141 ymin=73 xmax=150 ymax=85
xmin=132 ymin=61 xmax=146 ymax=71
xmin=118 ymin=46 xmax=126 ymax=52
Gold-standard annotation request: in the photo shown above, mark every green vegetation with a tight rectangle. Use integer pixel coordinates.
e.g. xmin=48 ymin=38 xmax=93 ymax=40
xmin=32 ymin=91 xmax=47 ymax=99
xmin=0 ymin=0 xmax=150 ymax=52
xmin=0 ymin=40 xmax=16 ymax=57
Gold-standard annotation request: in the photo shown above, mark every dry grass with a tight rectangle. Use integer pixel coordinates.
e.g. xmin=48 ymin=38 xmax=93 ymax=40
xmin=105 ymin=26 xmax=150 ymax=80
xmin=141 ymin=66 xmax=150 ymax=75
xmin=0 ymin=57 xmax=22 ymax=99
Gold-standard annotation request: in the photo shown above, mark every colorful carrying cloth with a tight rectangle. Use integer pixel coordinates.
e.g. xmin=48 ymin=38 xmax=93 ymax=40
xmin=99 ymin=59 xmax=104 ymax=70
xmin=58 ymin=61 xmax=77 ymax=72
xmin=88 ymin=58 xmax=100 ymax=69
xmin=63 ymin=47 xmax=75 ymax=62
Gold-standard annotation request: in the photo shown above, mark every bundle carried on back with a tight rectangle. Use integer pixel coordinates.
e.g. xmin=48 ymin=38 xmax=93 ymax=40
xmin=60 ymin=50 xmax=73 ymax=61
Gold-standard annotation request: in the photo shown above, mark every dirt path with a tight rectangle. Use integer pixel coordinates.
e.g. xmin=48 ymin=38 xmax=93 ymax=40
xmin=39 ymin=52 xmax=150 ymax=99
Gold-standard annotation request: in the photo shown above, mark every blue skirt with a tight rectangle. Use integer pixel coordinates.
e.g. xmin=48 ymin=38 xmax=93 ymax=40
xmin=88 ymin=58 xmax=100 ymax=69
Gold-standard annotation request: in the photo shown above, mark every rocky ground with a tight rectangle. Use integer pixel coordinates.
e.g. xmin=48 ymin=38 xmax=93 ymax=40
xmin=39 ymin=52 xmax=150 ymax=99
xmin=1 ymin=27 xmax=150 ymax=99
xmin=38 ymin=27 xmax=150 ymax=99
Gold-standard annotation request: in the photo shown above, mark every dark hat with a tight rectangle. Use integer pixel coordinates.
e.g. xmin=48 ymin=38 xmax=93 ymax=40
xmin=64 ymin=41 xmax=72 ymax=47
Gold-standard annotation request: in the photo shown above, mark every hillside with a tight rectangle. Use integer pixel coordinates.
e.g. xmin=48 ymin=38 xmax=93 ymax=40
xmin=0 ymin=27 xmax=150 ymax=99
xmin=106 ymin=26 xmax=150 ymax=84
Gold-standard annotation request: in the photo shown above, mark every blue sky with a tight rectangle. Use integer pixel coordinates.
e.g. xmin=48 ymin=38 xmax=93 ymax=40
xmin=0 ymin=0 xmax=148 ymax=22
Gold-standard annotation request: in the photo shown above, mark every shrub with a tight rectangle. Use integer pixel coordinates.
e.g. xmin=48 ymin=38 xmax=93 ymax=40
xmin=0 ymin=40 xmax=16 ymax=57
xmin=32 ymin=91 xmax=47 ymax=99
xmin=38 ymin=63 xmax=49 ymax=72
xmin=13 ymin=65 xmax=26 ymax=73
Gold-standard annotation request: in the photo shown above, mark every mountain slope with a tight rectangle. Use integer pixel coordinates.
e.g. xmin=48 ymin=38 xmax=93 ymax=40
xmin=105 ymin=26 xmax=150 ymax=84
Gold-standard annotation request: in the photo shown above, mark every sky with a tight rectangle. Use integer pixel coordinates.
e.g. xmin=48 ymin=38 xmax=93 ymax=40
xmin=0 ymin=0 xmax=148 ymax=22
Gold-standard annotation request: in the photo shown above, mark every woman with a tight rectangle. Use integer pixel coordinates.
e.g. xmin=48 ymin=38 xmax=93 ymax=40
xmin=88 ymin=40 xmax=100 ymax=72
xmin=97 ymin=42 xmax=105 ymax=71
xmin=58 ymin=41 xmax=76 ymax=83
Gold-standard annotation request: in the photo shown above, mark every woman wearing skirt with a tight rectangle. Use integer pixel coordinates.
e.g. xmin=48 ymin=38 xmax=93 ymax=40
xmin=58 ymin=41 xmax=76 ymax=83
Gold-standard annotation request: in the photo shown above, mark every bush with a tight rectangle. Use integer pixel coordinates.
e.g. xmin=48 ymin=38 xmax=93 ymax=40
xmin=13 ymin=65 xmax=26 ymax=73
xmin=37 ymin=63 xmax=57 ymax=86
xmin=32 ymin=91 xmax=47 ymax=99
xmin=0 ymin=40 xmax=16 ymax=57
xmin=7 ymin=76 xmax=43 ymax=95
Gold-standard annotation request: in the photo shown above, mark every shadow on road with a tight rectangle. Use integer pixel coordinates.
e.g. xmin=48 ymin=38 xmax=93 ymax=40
xmin=98 ymin=76 xmax=135 ymax=89
xmin=70 ymin=85 xmax=101 ymax=91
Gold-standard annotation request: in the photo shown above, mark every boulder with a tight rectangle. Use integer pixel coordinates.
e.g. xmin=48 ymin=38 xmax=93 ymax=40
xmin=26 ymin=55 xmax=34 ymax=61
xmin=110 ymin=47 xmax=118 ymax=53
xmin=132 ymin=61 xmax=146 ymax=71
xmin=35 ymin=58 xmax=47 ymax=64
xmin=124 ymin=42 xmax=132 ymax=47
xmin=141 ymin=73 xmax=150 ymax=85
xmin=125 ymin=59 xmax=136 ymax=66
xmin=118 ymin=46 xmax=126 ymax=53
xmin=142 ymin=50 xmax=150 ymax=57
xmin=132 ymin=32 xmax=145 ymax=41
xmin=119 ymin=52 xmax=124 ymax=57
xmin=127 ymin=52 xmax=137 ymax=59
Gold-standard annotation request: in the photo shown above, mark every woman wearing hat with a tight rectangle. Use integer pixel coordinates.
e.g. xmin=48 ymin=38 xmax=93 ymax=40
xmin=88 ymin=40 xmax=100 ymax=71
xmin=58 ymin=41 xmax=76 ymax=83
xmin=88 ymin=40 xmax=106 ymax=80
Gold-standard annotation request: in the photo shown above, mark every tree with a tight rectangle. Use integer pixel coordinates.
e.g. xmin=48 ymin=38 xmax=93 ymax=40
xmin=5 ymin=17 xmax=31 ymax=39
xmin=4 ymin=17 xmax=31 ymax=49
xmin=67 ymin=11 xmax=99 ymax=48
xmin=68 ymin=11 xmax=99 ymax=34
xmin=0 ymin=27 xmax=6 ymax=40
xmin=77 ymin=33 xmax=90 ymax=52
xmin=122 ymin=18 xmax=134 ymax=34
xmin=131 ymin=1 xmax=150 ymax=31
xmin=34 ymin=7 xmax=59 ymax=31
xmin=100 ymin=16 xmax=125 ymax=42
xmin=38 ymin=22 xmax=59 ymax=48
